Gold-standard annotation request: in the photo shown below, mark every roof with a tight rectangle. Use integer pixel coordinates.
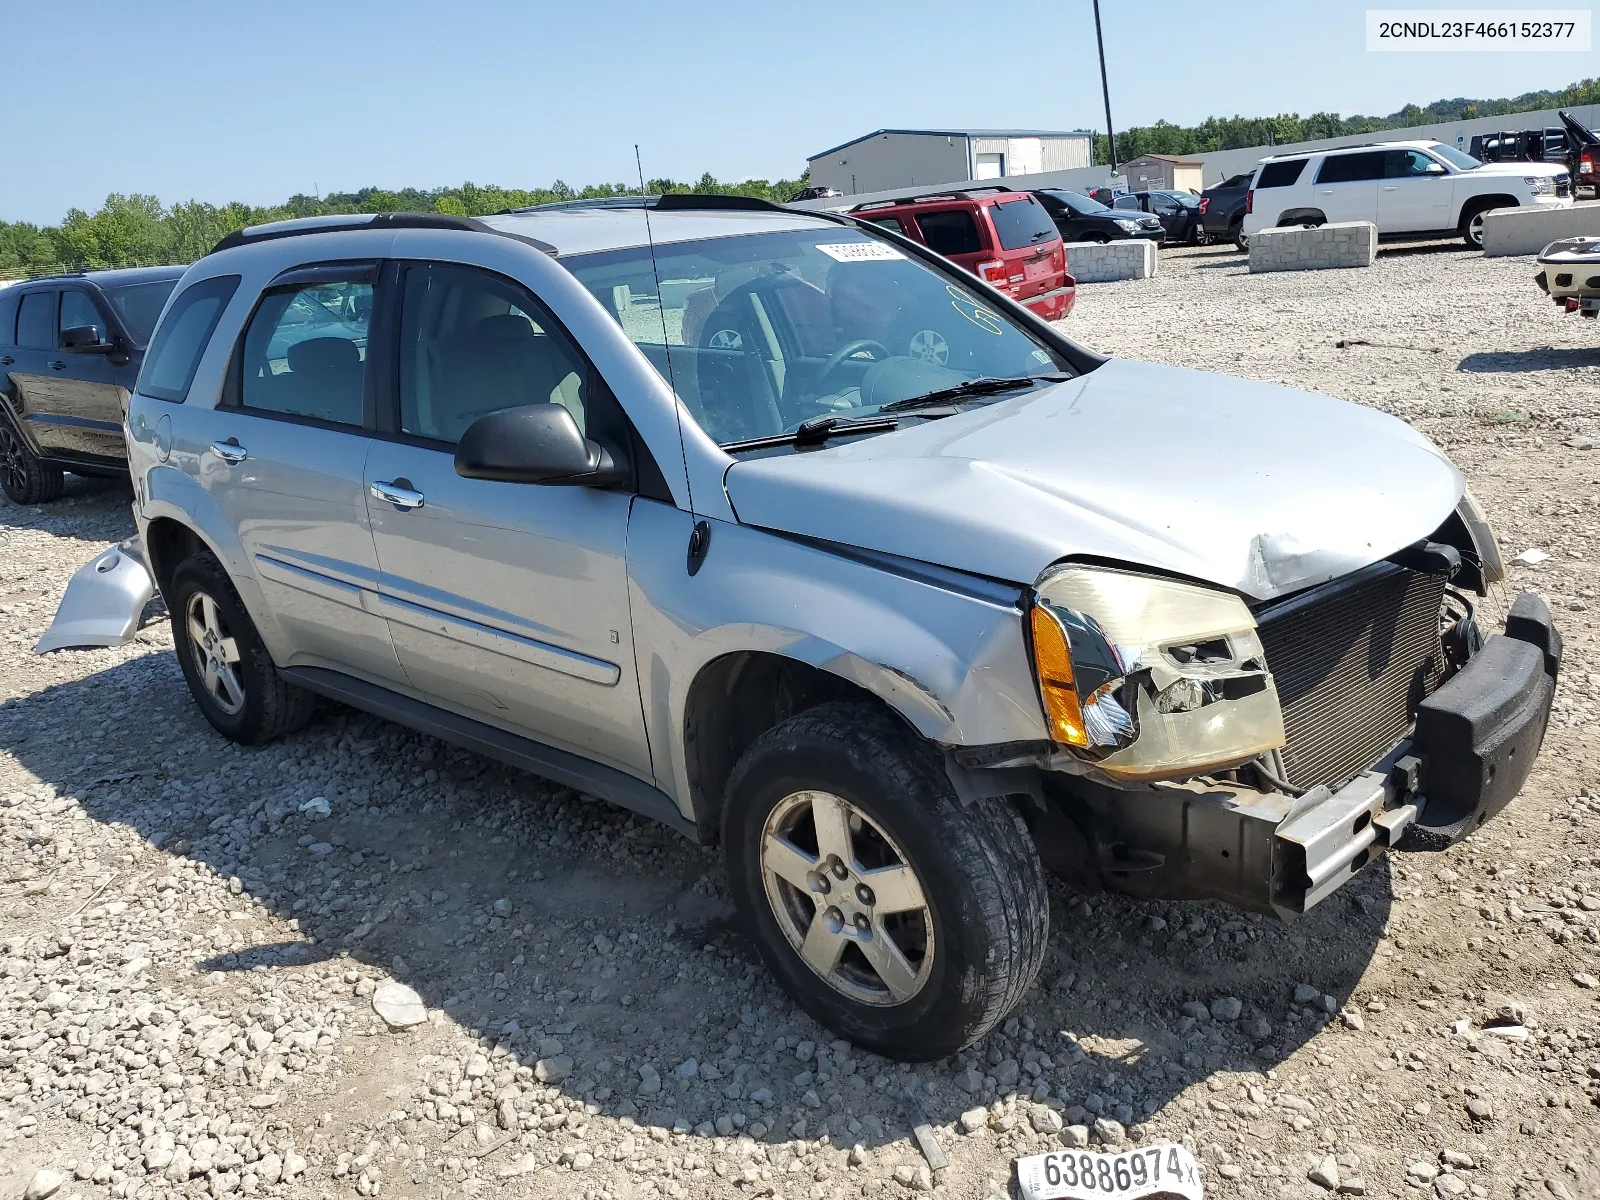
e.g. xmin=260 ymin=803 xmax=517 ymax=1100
xmin=1124 ymin=153 xmax=1204 ymax=166
xmin=480 ymin=207 xmax=835 ymax=258
xmin=12 ymin=265 xmax=186 ymax=289
xmin=808 ymin=127 xmax=1094 ymax=161
xmin=1257 ymin=138 xmax=1439 ymax=162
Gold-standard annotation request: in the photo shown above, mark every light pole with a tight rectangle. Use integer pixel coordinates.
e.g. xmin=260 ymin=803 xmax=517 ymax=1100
xmin=1092 ymin=0 xmax=1117 ymax=173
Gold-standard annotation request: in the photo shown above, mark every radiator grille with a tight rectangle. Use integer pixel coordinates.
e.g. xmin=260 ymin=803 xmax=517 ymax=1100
xmin=1257 ymin=563 xmax=1446 ymax=791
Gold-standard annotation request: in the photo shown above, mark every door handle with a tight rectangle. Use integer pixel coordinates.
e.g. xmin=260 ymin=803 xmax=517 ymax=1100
xmin=49 ymin=361 xmax=66 ymax=371
xmin=0 ymin=356 xmax=13 ymax=366
xmin=370 ymin=480 xmax=425 ymax=510
xmin=209 ymin=439 xmax=248 ymax=465
xmin=1382 ymin=185 xmax=1398 ymax=191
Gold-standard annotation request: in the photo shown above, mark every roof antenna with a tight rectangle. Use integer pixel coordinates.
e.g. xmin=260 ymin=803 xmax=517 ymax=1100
xmin=637 ymin=144 xmax=694 ymax=515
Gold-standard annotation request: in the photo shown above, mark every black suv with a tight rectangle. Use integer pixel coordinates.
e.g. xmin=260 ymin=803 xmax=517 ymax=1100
xmin=1032 ymin=188 xmax=1165 ymax=243
xmin=0 ymin=266 xmax=184 ymax=503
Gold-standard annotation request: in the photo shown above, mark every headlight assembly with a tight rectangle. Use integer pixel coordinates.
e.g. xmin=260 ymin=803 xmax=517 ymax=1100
xmin=1029 ymin=565 xmax=1287 ymax=781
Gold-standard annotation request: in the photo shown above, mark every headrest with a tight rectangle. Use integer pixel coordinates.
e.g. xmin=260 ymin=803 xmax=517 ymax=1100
xmin=286 ymin=337 xmax=360 ymax=375
xmin=476 ymin=314 xmax=536 ymax=342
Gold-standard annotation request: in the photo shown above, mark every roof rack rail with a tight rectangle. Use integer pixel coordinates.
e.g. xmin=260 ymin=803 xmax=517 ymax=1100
xmin=849 ymin=185 xmax=1012 ymax=212
xmin=651 ymin=193 xmax=794 ymax=213
xmin=502 ymin=196 xmax=659 ymax=213
xmin=210 ymin=212 xmax=493 ymax=256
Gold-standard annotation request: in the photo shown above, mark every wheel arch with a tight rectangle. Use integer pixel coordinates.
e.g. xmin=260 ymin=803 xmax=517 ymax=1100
xmin=1275 ymin=208 xmax=1327 ymax=227
xmin=1458 ymin=193 xmax=1520 ymax=228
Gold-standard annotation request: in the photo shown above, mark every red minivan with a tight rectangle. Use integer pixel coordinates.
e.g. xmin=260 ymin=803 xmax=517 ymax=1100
xmin=851 ymin=188 xmax=1076 ymax=320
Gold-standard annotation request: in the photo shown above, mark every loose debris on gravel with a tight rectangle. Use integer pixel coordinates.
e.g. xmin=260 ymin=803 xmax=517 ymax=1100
xmin=1 ymin=242 xmax=1597 ymax=1200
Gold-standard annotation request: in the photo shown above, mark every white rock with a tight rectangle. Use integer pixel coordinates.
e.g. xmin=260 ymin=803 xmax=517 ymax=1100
xmin=25 ymin=1170 xmax=66 ymax=1200
xmin=1062 ymin=1125 xmax=1090 ymax=1148
xmin=958 ymin=1107 xmax=988 ymax=1134
xmin=1308 ymin=1155 xmax=1340 ymax=1190
xmin=535 ymin=1055 xmax=573 ymax=1083
xmin=372 ymin=981 xmax=427 ymax=1028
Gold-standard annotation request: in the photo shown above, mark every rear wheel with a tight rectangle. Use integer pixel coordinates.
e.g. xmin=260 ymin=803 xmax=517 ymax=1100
xmin=168 ymin=552 xmax=315 ymax=745
xmin=1084 ymin=232 xmax=1111 ymax=244
xmin=1233 ymin=223 xmax=1250 ymax=252
xmin=723 ymin=702 xmax=1049 ymax=1061
xmin=0 ymin=420 xmax=65 ymax=505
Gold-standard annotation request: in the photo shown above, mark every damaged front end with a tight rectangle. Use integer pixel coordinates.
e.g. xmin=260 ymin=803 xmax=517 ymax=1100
xmin=964 ymin=494 xmax=1559 ymax=919
xmin=35 ymin=537 xmax=157 ymax=654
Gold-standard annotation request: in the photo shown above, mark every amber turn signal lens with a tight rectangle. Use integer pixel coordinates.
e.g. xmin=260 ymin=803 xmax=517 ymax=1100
xmin=1029 ymin=604 xmax=1088 ymax=748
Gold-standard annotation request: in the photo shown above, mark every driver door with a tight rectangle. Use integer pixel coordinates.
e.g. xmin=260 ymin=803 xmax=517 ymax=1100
xmin=1379 ymin=149 xmax=1453 ymax=232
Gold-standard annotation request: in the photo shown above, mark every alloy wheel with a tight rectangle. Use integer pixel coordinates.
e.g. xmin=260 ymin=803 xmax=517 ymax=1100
xmin=1468 ymin=211 xmax=1487 ymax=247
xmin=0 ymin=424 xmax=28 ymax=498
xmin=185 ymin=590 xmax=245 ymax=715
xmin=759 ymin=790 xmax=934 ymax=1006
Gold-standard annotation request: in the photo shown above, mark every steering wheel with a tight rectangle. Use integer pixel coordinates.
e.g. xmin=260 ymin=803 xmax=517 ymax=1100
xmin=814 ymin=339 xmax=890 ymax=398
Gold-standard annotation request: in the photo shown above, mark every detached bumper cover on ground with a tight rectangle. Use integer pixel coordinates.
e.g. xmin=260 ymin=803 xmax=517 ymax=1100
xmin=34 ymin=537 xmax=155 ymax=654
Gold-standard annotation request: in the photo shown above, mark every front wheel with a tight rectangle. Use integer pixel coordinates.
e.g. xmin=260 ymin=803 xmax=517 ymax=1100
xmin=1461 ymin=202 xmax=1496 ymax=249
xmin=723 ymin=702 xmax=1049 ymax=1061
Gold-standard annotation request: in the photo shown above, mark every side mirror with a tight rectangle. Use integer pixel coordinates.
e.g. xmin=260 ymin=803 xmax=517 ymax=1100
xmin=60 ymin=325 xmax=113 ymax=354
xmin=455 ymin=404 xmax=628 ymax=487
xmin=1426 ymin=162 xmax=1448 ymax=175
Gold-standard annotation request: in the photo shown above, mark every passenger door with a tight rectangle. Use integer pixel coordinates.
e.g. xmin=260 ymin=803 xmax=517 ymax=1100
xmin=1311 ymin=151 xmax=1384 ymax=225
xmin=46 ymin=287 xmax=128 ymax=462
xmin=364 ymin=261 xmax=652 ymax=778
xmin=188 ymin=263 xmax=406 ymax=686
xmin=1378 ymin=149 xmax=1454 ymax=232
xmin=6 ymin=289 xmax=68 ymax=457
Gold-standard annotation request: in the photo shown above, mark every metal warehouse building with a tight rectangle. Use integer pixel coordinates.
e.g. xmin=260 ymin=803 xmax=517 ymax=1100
xmin=806 ymin=128 xmax=1094 ymax=196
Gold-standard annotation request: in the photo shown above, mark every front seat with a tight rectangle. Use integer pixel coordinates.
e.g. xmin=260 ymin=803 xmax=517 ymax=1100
xmin=285 ymin=337 xmax=364 ymax=424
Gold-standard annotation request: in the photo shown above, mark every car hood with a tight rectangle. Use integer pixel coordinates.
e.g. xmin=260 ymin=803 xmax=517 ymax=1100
xmin=722 ymin=359 xmax=1464 ymax=601
xmin=1469 ymin=160 xmax=1568 ymax=178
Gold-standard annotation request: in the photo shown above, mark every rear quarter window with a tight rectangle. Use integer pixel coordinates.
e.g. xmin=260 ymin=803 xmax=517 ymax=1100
xmin=1255 ymin=160 xmax=1308 ymax=189
xmin=137 ymin=275 xmax=241 ymax=403
xmin=915 ymin=209 xmax=984 ymax=256
xmin=0 ymin=290 xmax=18 ymax=346
xmin=987 ymin=196 xmax=1059 ymax=251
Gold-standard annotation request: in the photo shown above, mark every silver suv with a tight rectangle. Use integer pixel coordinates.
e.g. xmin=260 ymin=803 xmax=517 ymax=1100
xmin=125 ymin=199 xmax=1559 ymax=1061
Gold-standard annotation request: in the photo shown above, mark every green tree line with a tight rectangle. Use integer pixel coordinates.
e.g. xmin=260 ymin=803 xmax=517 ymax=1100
xmin=5 ymin=74 xmax=1595 ymax=278
xmin=0 ymin=172 xmax=808 ymax=280
xmin=1094 ymin=75 xmax=1599 ymax=163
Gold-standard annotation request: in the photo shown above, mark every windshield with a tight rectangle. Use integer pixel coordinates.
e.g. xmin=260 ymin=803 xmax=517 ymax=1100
xmin=104 ymin=278 xmax=179 ymax=345
xmin=1156 ymin=191 xmax=1200 ymax=208
xmin=1431 ymin=143 xmax=1482 ymax=171
xmin=562 ymin=228 xmax=1071 ymax=448
xmin=1045 ymin=189 xmax=1109 ymax=216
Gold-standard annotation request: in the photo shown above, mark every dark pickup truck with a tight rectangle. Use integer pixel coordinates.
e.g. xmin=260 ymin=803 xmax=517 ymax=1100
xmin=0 ymin=266 xmax=183 ymax=504
xmin=1469 ymin=111 xmax=1598 ymax=201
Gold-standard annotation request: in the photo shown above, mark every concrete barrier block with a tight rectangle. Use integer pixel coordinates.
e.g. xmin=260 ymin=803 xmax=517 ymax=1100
xmin=1481 ymin=202 xmax=1600 ymax=257
xmin=1063 ymin=238 xmax=1157 ymax=283
xmin=1249 ymin=222 xmax=1377 ymax=273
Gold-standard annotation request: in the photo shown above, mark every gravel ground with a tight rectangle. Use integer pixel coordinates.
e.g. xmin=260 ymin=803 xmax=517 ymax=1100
xmin=2 ymin=241 xmax=1598 ymax=1200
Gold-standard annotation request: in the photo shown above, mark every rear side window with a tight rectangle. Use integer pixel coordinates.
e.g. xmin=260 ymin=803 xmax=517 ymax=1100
xmin=16 ymin=292 xmax=56 ymax=349
xmin=987 ymin=197 xmax=1058 ymax=250
xmin=1316 ymin=152 xmax=1387 ymax=184
xmin=238 ymin=277 xmax=372 ymax=426
xmin=867 ymin=216 xmax=906 ymax=235
xmin=1255 ymin=160 xmax=1308 ymax=189
xmin=915 ymin=209 xmax=983 ymax=256
xmin=138 ymin=275 xmax=241 ymax=403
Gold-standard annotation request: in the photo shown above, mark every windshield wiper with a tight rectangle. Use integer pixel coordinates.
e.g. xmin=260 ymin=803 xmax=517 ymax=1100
xmin=721 ymin=413 xmax=900 ymax=453
xmin=879 ymin=374 xmax=1068 ymax=413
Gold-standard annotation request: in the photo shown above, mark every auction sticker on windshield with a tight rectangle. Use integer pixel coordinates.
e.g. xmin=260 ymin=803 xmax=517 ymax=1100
xmin=817 ymin=242 xmax=905 ymax=262
xmin=1016 ymin=1143 xmax=1204 ymax=1200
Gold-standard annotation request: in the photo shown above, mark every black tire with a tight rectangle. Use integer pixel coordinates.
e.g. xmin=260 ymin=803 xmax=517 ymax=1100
xmin=1233 ymin=223 xmax=1250 ymax=252
xmin=722 ymin=701 xmax=1048 ymax=1061
xmin=168 ymin=552 xmax=315 ymax=746
xmin=0 ymin=419 xmax=65 ymax=505
xmin=1084 ymin=232 xmax=1112 ymax=245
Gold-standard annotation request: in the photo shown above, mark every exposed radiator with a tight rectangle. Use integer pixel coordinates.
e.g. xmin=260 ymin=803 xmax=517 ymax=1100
xmin=1256 ymin=562 xmax=1446 ymax=791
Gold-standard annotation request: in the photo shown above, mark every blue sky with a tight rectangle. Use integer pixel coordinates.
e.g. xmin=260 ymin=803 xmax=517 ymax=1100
xmin=2 ymin=0 xmax=1593 ymax=224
